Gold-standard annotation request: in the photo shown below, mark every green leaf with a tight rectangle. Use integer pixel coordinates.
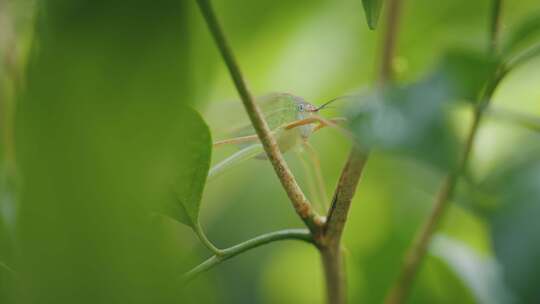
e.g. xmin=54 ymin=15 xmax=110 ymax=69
xmin=501 ymin=12 xmax=540 ymax=75
xmin=0 ymin=167 xmax=16 ymax=296
xmin=346 ymin=50 xmax=497 ymax=170
xmin=15 ymin=0 xmax=207 ymax=302
xmin=486 ymin=107 xmax=540 ymax=133
xmin=433 ymin=50 xmax=498 ymax=102
xmin=0 ymin=200 xmax=16 ymax=303
xmin=430 ymin=235 xmax=514 ymax=304
xmin=161 ymin=109 xmax=211 ymax=229
xmin=361 ymin=0 xmax=384 ymax=30
xmin=503 ymin=11 xmax=540 ymax=57
xmin=505 ymin=43 xmax=540 ymax=73
xmin=410 ymin=250 xmax=477 ymax=304
xmin=476 ymin=143 xmax=540 ymax=302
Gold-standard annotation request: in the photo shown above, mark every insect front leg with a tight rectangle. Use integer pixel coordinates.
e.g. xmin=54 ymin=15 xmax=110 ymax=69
xmin=281 ymin=115 xmax=353 ymax=141
xmin=312 ymin=117 xmax=347 ymax=133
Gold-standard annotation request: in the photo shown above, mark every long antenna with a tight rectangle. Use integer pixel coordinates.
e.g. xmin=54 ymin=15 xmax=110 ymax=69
xmin=316 ymin=95 xmax=355 ymax=111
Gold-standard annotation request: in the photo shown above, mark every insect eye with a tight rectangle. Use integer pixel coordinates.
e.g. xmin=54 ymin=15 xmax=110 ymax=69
xmin=298 ymin=104 xmax=304 ymax=112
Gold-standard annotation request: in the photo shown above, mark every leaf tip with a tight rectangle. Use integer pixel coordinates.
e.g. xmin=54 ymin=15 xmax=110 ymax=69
xmin=361 ymin=0 xmax=383 ymax=30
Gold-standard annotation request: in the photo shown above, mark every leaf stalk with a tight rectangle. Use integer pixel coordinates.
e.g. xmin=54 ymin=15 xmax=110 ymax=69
xmin=184 ymin=229 xmax=313 ymax=282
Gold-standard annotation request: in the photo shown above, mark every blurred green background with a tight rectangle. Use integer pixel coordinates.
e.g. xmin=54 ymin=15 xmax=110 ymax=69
xmin=1 ymin=0 xmax=539 ymax=303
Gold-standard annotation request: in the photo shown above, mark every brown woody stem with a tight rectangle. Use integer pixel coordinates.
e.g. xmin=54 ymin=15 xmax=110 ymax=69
xmin=320 ymin=0 xmax=404 ymax=303
xmin=320 ymin=146 xmax=368 ymax=304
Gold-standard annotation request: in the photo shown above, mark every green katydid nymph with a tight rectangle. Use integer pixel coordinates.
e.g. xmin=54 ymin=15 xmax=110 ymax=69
xmin=209 ymin=93 xmax=345 ymax=178
xmin=209 ymin=92 xmax=348 ymax=209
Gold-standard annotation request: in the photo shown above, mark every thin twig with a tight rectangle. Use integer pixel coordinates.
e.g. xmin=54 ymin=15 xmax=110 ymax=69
xmin=324 ymin=146 xmax=368 ymax=244
xmin=384 ymin=1 xmax=503 ymax=303
xmin=489 ymin=0 xmax=503 ymax=54
xmin=324 ymin=0 xmax=404 ymax=238
xmin=195 ymin=0 xmax=322 ymax=233
xmin=321 ymin=146 xmax=368 ymax=304
xmin=320 ymin=1 xmax=404 ymax=303
xmin=379 ymin=0 xmax=404 ymax=85
xmin=183 ymin=229 xmax=313 ymax=281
